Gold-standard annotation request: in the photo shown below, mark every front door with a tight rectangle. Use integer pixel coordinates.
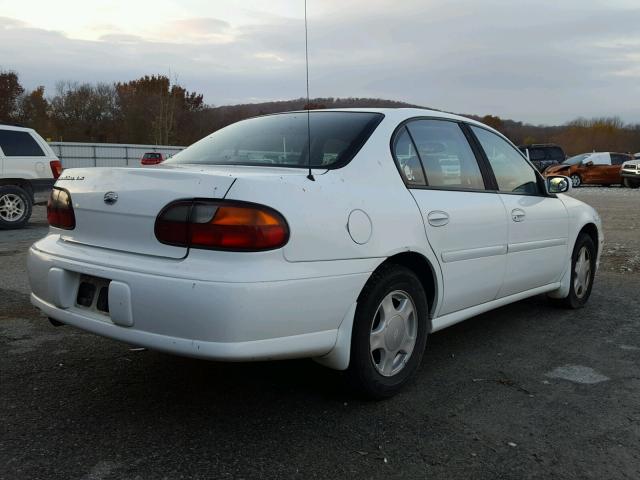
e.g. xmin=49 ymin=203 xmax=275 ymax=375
xmin=469 ymin=126 xmax=569 ymax=297
xmin=392 ymin=119 xmax=508 ymax=316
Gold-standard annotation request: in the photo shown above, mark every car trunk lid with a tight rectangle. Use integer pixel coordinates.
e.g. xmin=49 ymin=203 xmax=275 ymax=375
xmin=54 ymin=166 xmax=237 ymax=259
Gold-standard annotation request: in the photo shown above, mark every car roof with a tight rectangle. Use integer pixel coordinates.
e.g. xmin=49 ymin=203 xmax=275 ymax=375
xmin=0 ymin=123 xmax=37 ymax=133
xmin=274 ymin=107 xmax=499 ymax=133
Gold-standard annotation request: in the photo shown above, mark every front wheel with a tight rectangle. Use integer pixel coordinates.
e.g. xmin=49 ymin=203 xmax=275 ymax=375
xmin=346 ymin=264 xmax=428 ymax=399
xmin=551 ymin=233 xmax=596 ymax=309
xmin=570 ymin=174 xmax=582 ymax=188
xmin=623 ymin=178 xmax=640 ymax=189
xmin=0 ymin=185 xmax=33 ymax=230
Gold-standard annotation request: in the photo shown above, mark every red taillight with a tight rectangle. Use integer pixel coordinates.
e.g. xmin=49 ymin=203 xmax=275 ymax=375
xmin=155 ymin=200 xmax=289 ymax=251
xmin=47 ymin=188 xmax=75 ymax=230
xmin=50 ymin=160 xmax=63 ymax=179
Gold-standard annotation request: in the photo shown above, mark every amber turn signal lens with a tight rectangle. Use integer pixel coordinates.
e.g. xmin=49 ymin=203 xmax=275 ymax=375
xmin=155 ymin=200 xmax=289 ymax=251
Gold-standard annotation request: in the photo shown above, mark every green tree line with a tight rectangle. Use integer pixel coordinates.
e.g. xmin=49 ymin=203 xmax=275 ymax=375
xmin=1 ymin=69 xmax=639 ymax=155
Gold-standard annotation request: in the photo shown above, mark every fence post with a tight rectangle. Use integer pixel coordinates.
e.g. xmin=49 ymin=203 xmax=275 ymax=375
xmin=93 ymin=145 xmax=97 ymax=167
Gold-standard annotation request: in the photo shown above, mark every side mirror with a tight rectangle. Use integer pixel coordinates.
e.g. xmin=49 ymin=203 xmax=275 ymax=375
xmin=547 ymin=175 xmax=571 ymax=194
xmin=584 ymin=160 xmax=594 ymax=167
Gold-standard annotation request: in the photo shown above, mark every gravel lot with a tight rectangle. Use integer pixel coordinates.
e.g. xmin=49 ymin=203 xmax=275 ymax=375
xmin=1 ymin=187 xmax=639 ymax=479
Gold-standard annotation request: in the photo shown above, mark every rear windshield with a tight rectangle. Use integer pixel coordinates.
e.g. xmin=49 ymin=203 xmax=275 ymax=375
xmin=546 ymin=147 xmax=565 ymax=161
xmin=144 ymin=153 xmax=161 ymax=159
xmin=165 ymin=111 xmax=384 ymax=169
xmin=527 ymin=146 xmax=564 ymax=161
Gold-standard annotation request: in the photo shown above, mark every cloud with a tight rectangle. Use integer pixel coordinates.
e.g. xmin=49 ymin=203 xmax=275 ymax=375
xmin=1 ymin=1 xmax=639 ymax=124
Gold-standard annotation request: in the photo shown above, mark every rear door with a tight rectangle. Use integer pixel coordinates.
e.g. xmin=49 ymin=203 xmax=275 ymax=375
xmin=610 ymin=154 xmax=631 ymax=183
xmin=469 ymin=126 xmax=568 ymax=297
xmin=394 ymin=119 xmax=508 ymax=316
xmin=0 ymin=129 xmax=47 ymax=180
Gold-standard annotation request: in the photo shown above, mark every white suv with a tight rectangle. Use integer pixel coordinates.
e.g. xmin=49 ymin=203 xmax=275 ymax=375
xmin=0 ymin=124 xmax=62 ymax=229
xmin=28 ymin=109 xmax=603 ymax=398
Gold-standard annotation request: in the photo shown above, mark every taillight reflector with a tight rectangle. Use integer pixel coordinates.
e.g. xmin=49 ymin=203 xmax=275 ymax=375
xmin=47 ymin=188 xmax=75 ymax=230
xmin=50 ymin=160 xmax=63 ymax=179
xmin=155 ymin=200 xmax=289 ymax=251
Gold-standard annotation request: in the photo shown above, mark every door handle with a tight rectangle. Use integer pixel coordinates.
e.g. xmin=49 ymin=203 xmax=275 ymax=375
xmin=511 ymin=208 xmax=526 ymax=222
xmin=427 ymin=210 xmax=450 ymax=227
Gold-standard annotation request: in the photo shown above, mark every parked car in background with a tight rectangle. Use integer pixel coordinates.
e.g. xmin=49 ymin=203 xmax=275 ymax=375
xmin=29 ymin=109 xmax=602 ymax=399
xmin=621 ymin=158 xmax=640 ymax=188
xmin=0 ymin=124 xmax=62 ymax=229
xmin=634 ymin=152 xmax=640 ymax=159
xmin=544 ymin=152 xmax=632 ymax=187
xmin=518 ymin=144 xmax=566 ymax=172
xmin=141 ymin=152 xmax=164 ymax=165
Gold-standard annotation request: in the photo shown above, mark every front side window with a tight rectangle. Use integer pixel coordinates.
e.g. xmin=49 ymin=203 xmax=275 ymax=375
xmin=0 ymin=130 xmax=45 ymax=156
xmin=471 ymin=126 xmax=539 ymax=194
xmin=563 ymin=153 xmax=589 ymax=165
xmin=403 ymin=120 xmax=485 ymax=190
xmin=165 ymin=112 xmax=383 ymax=169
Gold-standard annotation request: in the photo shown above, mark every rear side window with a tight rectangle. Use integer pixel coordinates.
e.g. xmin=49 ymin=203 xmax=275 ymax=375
xmin=393 ymin=127 xmax=426 ymax=185
xmin=165 ymin=112 xmax=383 ymax=169
xmin=0 ymin=130 xmax=45 ymax=156
xmin=611 ymin=153 xmax=631 ymax=165
xmin=471 ymin=126 xmax=540 ymax=195
xmin=404 ymin=120 xmax=485 ymax=190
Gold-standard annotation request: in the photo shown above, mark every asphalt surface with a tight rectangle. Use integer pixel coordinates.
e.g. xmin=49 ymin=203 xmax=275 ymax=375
xmin=1 ymin=187 xmax=639 ymax=479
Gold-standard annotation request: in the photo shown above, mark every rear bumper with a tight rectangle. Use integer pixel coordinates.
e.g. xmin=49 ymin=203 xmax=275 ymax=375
xmin=31 ymin=293 xmax=338 ymax=361
xmin=28 ymin=240 xmax=372 ymax=362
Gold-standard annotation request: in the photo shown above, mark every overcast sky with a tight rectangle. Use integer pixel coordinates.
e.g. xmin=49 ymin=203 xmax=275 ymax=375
xmin=1 ymin=0 xmax=639 ymax=125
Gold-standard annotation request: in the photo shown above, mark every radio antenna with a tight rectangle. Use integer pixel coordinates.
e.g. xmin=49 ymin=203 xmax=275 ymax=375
xmin=304 ymin=0 xmax=315 ymax=181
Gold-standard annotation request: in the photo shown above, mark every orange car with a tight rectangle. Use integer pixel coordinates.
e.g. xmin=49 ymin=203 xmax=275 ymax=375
xmin=544 ymin=152 xmax=633 ymax=187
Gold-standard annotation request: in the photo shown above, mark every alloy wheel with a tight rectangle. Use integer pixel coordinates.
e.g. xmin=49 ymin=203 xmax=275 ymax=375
xmin=570 ymin=174 xmax=581 ymax=187
xmin=0 ymin=193 xmax=26 ymax=222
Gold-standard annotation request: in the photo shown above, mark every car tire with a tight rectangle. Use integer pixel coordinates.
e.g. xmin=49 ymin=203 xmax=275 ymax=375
xmin=550 ymin=233 xmax=596 ymax=309
xmin=0 ymin=185 xmax=33 ymax=230
xmin=346 ymin=264 xmax=429 ymax=399
xmin=623 ymin=178 xmax=640 ymax=189
xmin=570 ymin=174 xmax=582 ymax=188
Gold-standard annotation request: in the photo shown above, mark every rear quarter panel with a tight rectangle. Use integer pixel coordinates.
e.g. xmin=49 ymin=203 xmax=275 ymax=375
xmin=225 ymin=117 xmax=435 ymax=265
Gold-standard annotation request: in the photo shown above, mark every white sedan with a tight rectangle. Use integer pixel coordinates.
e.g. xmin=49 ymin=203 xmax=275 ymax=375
xmin=28 ymin=109 xmax=603 ymax=398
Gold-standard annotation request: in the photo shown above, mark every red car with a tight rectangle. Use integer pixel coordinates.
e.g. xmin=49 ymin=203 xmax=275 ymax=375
xmin=140 ymin=152 xmax=164 ymax=165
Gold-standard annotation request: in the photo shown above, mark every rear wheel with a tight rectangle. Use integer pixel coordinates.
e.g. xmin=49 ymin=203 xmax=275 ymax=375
xmin=0 ymin=185 xmax=32 ymax=230
xmin=346 ymin=264 xmax=428 ymax=399
xmin=570 ymin=174 xmax=582 ymax=188
xmin=551 ymin=233 xmax=596 ymax=309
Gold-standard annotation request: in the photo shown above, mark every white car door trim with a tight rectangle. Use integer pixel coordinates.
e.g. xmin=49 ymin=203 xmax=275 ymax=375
xmin=441 ymin=244 xmax=507 ymax=263
xmin=508 ymin=237 xmax=567 ymax=253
